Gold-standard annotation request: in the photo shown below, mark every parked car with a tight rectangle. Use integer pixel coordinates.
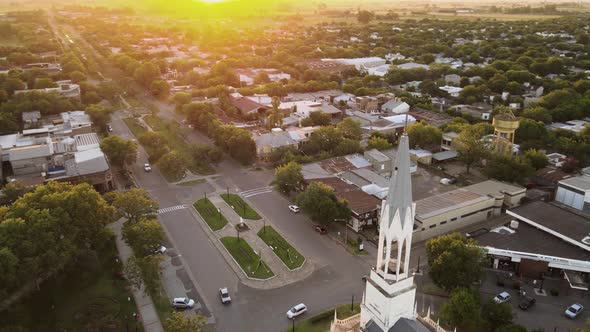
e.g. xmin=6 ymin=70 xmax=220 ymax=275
xmin=153 ymin=245 xmax=167 ymax=254
xmin=219 ymin=287 xmax=231 ymax=304
xmin=518 ymin=295 xmax=536 ymax=310
xmin=440 ymin=177 xmax=457 ymax=185
xmin=286 ymin=303 xmax=307 ymax=319
xmin=172 ymin=297 xmax=195 ymax=309
xmin=288 ymin=205 xmax=300 ymax=213
xmin=314 ymin=225 xmax=327 ymax=234
xmin=493 ymin=291 xmax=511 ymax=304
xmin=565 ymin=303 xmax=584 ymax=319
xmin=144 ymin=163 xmax=152 ymax=172
xmin=107 ymin=124 xmax=113 ymax=132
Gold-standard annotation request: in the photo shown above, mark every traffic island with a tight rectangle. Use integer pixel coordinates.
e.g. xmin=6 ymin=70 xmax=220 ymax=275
xmin=220 ymin=237 xmax=274 ymax=279
xmin=257 ymin=226 xmax=305 ymax=270
xmin=220 ymin=193 xmax=261 ymax=220
xmin=193 ymin=198 xmax=228 ymax=231
xmin=285 ymin=303 xmax=361 ymax=332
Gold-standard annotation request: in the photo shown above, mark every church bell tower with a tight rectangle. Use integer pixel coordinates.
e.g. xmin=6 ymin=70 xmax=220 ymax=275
xmin=360 ymin=132 xmax=417 ymax=330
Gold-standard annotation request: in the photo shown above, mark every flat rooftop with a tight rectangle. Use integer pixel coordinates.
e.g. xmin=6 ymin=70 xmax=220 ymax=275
xmin=464 ymin=179 xmax=526 ymax=198
xmin=508 ymin=201 xmax=590 ymax=248
xmin=473 ymin=217 xmax=590 ymax=261
xmin=415 ymin=188 xmax=489 ymax=220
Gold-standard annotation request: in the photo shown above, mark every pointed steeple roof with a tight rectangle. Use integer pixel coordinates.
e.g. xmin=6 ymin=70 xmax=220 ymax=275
xmin=386 ymin=133 xmax=413 ymax=228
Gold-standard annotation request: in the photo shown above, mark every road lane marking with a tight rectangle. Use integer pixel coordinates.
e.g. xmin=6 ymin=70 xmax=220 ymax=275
xmin=240 ymin=186 xmax=273 ymax=198
xmin=158 ymin=205 xmax=187 ymax=214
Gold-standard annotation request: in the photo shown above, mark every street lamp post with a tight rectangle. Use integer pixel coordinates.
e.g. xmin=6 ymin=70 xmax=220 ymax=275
xmin=263 ymin=218 xmax=266 ymax=234
xmin=416 ymin=255 xmax=421 ymax=274
xmin=351 ymin=294 xmax=355 ymax=311
xmin=292 ymin=317 xmax=295 ymax=331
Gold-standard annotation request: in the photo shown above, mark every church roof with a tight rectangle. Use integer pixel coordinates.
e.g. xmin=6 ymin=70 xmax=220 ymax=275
xmin=385 ymin=133 xmax=413 ymax=228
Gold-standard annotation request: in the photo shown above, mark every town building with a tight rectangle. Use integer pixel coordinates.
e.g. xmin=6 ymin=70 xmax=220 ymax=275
xmin=555 ymin=174 xmax=590 ymax=214
xmin=14 ymin=80 xmax=81 ymax=100
xmin=380 ymin=100 xmax=409 ymax=114
xmin=412 ymin=180 xmax=526 ymax=242
xmin=407 ymin=108 xmax=452 ymax=128
xmin=473 ymin=201 xmax=590 ymax=289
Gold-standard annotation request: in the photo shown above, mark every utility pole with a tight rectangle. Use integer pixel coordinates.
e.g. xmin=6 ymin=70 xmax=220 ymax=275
xmin=416 ymin=255 xmax=421 ymax=274
xmin=351 ymin=294 xmax=355 ymax=311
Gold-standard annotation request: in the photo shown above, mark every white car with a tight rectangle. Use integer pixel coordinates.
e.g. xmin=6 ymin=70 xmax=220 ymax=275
xmin=288 ymin=205 xmax=300 ymax=213
xmin=153 ymin=245 xmax=167 ymax=254
xmin=171 ymin=297 xmax=194 ymax=309
xmin=144 ymin=163 xmax=152 ymax=172
xmin=565 ymin=303 xmax=584 ymax=319
xmin=493 ymin=291 xmax=511 ymax=304
xmin=286 ymin=303 xmax=307 ymax=319
xmin=219 ymin=287 xmax=231 ymax=304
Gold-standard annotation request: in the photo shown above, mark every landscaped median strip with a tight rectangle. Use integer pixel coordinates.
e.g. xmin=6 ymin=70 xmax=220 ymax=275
xmin=193 ymin=198 xmax=228 ymax=231
xmin=220 ymin=237 xmax=274 ymax=279
xmin=284 ymin=303 xmax=361 ymax=332
xmin=220 ymin=193 xmax=261 ymax=220
xmin=258 ymin=226 xmax=305 ymax=270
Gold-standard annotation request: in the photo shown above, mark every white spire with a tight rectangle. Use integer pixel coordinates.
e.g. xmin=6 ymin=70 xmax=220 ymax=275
xmin=385 ymin=133 xmax=413 ymax=229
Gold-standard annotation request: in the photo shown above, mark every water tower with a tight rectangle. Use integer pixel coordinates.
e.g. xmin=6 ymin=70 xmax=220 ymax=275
xmin=492 ymin=109 xmax=520 ymax=155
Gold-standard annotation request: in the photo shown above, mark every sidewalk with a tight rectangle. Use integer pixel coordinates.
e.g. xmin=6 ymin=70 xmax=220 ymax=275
xmin=110 ymin=219 xmax=165 ymax=332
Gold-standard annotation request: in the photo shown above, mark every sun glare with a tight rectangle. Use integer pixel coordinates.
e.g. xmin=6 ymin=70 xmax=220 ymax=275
xmin=200 ymin=0 xmax=225 ymax=3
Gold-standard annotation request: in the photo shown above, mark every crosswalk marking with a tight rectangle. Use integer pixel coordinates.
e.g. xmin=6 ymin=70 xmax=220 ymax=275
xmin=240 ymin=187 xmax=273 ymax=198
xmin=158 ymin=205 xmax=187 ymax=214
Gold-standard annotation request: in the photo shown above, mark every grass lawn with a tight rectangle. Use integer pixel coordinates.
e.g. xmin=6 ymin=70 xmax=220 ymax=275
xmin=123 ymin=117 xmax=148 ymax=138
xmin=193 ymin=198 xmax=228 ymax=231
xmin=0 ymin=237 xmax=143 ymax=332
xmin=220 ymin=237 xmax=274 ymax=279
xmin=346 ymin=237 xmax=368 ymax=256
xmin=421 ymin=282 xmax=449 ymax=297
xmin=285 ymin=303 xmax=360 ymax=332
xmin=176 ymin=179 xmax=206 ymax=186
xmin=221 ymin=193 xmax=261 ymax=220
xmin=257 ymin=226 xmax=304 ymax=270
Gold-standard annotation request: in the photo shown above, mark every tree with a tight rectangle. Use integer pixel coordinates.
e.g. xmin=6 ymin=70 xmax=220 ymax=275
xmin=494 ymin=324 xmax=527 ymax=332
xmin=368 ymin=136 xmax=393 ymax=150
xmin=267 ymin=96 xmax=282 ymax=129
xmin=124 ymin=254 xmax=163 ymax=295
xmin=337 ymin=117 xmax=362 ymax=140
xmin=456 ymin=125 xmax=489 ymax=174
xmin=139 ymin=131 xmax=169 ymax=162
xmin=85 ymin=104 xmax=113 ymax=132
xmin=484 ymin=155 xmax=534 ymax=184
xmin=172 ymin=92 xmax=192 ymax=111
xmin=309 ymin=126 xmax=343 ymax=152
xmin=134 ymin=62 xmax=161 ymax=86
xmin=33 ymin=78 xmax=56 ymax=89
xmin=407 ymin=122 xmax=442 ymax=149
xmin=426 ymin=233 xmax=485 ymax=291
xmin=0 ymin=182 xmax=114 ymax=299
xmin=522 ymin=149 xmax=548 ymax=170
xmin=521 ymin=107 xmax=552 ymax=124
xmin=440 ymin=288 xmax=481 ymax=331
xmin=273 ymin=161 xmax=303 ymax=194
xmin=357 ymin=10 xmax=375 ymax=24
xmin=164 ymin=311 xmax=207 ymax=332
xmin=106 ymin=188 xmax=158 ymax=223
xmin=307 ymin=111 xmax=331 ymax=126
xmin=335 ymin=139 xmax=363 ymax=155
xmin=254 ymin=72 xmax=270 ymax=85
xmin=296 ymin=182 xmax=351 ymax=224
xmin=122 ymin=218 xmax=165 ymax=257
xmin=481 ymin=299 xmax=514 ymax=331
xmin=1 ymin=181 xmax=32 ymax=203
xmin=149 ymin=79 xmax=170 ymax=99
xmin=100 ymin=135 xmax=137 ymax=168
xmin=69 ymin=70 xmax=87 ymax=83
xmin=516 ymin=118 xmax=549 ymax=145
xmin=157 ymin=151 xmax=187 ymax=181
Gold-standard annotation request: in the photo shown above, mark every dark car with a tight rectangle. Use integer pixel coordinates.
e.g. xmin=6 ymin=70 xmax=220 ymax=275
xmin=518 ymin=296 xmax=536 ymax=310
xmin=314 ymin=225 xmax=327 ymax=234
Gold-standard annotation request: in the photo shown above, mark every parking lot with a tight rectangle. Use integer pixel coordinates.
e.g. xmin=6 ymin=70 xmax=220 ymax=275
xmin=480 ymin=270 xmax=589 ymax=331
